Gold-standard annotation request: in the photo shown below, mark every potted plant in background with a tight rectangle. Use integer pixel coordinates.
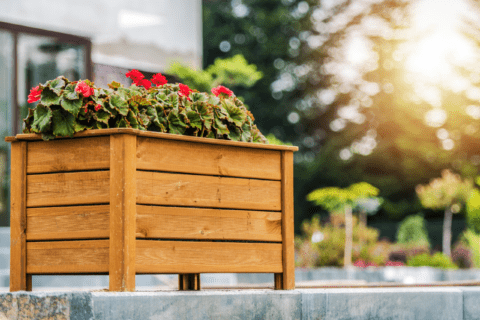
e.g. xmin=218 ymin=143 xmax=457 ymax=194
xmin=7 ymin=70 xmax=297 ymax=292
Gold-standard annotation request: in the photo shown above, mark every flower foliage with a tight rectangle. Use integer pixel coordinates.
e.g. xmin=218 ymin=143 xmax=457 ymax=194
xmin=22 ymin=72 xmax=268 ymax=143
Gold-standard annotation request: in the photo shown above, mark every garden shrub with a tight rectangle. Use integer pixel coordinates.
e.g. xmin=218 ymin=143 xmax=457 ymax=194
xmin=461 ymin=229 xmax=480 ymax=268
xmin=406 ymin=252 xmax=458 ymax=269
xmin=451 ymin=242 xmax=473 ymax=269
xmin=466 ymin=189 xmax=480 ymax=234
xmin=396 ymin=214 xmax=430 ymax=247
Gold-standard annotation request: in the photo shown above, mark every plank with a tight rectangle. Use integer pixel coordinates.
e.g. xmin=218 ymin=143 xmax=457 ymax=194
xmin=26 ymin=240 xmax=109 ymax=274
xmin=26 ymin=205 xmax=109 ymax=240
xmin=136 ymin=240 xmax=283 ymax=273
xmin=27 ymin=136 xmax=110 ymax=173
xmin=8 ymin=128 xmax=299 ymax=151
xmin=137 ymin=137 xmax=281 ymax=180
xmin=136 ymin=205 xmax=282 ymax=242
xmin=26 ymin=171 xmax=109 ymax=207
xmin=10 ymin=141 xmax=28 ymax=291
xmin=279 ymin=151 xmax=295 ymax=290
xmin=136 ymin=171 xmax=281 ymax=211
xmin=109 ymin=134 xmax=136 ymax=291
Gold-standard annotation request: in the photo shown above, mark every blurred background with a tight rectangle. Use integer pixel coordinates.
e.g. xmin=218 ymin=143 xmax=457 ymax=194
xmin=3 ymin=0 xmax=480 ymax=276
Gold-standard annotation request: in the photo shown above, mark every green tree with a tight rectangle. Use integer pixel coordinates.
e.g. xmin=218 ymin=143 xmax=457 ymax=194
xmin=396 ymin=214 xmax=430 ymax=247
xmin=416 ymin=169 xmax=473 ymax=256
xmin=307 ymin=182 xmax=379 ymax=266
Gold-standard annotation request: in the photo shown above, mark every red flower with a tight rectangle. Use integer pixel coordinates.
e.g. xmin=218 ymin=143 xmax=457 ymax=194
xmin=94 ymin=104 xmax=102 ymax=112
xmin=353 ymin=260 xmax=367 ymax=268
xmin=83 ymin=103 xmax=89 ymax=113
xmin=178 ymin=83 xmax=192 ymax=100
xmin=75 ymin=81 xmax=94 ymax=98
xmin=126 ymin=69 xmax=144 ymax=82
xmin=151 ymin=73 xmax=167 ymax=86
xmin=211 ymin=85 xmax=233 ymax=97
xmin=134 ymin=78 xmax=152 ymax=90
xmin=27 ymin=86 xmax=42 ymax=103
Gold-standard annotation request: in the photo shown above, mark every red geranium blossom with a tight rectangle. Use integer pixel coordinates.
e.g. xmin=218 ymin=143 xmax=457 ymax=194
xmin=151 ymin=73 xmax=168 ymax=86
xmin=94 ymin=104 xmax=102 ymax=111
xmin=211 ymin=85 xmax=233 ymax=97
xmin=75 ymin=81 xmax=94 ymax=97
xmin=385 ymin=261 xmax=405 ymax=267
xmin=178 ymin=83 xmax=193 ymax=100
xmin=134 ymin=78 xmax=152 ymax=90
xmin=126 ymin=69 xmax=144 ymax=82
xmin=27 ymin=86 xmax=42 ymax=103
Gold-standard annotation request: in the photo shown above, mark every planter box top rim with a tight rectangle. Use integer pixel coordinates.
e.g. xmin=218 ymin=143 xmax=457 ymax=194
xmin=5 ymin=128 xmax=298 ymax=151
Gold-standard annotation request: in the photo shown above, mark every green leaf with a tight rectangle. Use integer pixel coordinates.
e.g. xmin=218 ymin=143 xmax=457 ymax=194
xmin=52 ymin=109 xmax=75 ymax=137
xmin=195 ymin=102 xmax=214 ymax=130
xmin=22 ymin=108 xmax=35 ymax=133
xmin=41 ymin=88 xmax=62 ymax=107
xmin=32 ymin=104 xmax=52 ymax=132
xmin=127 ymin=110 xmax=139 ymax=129
xmin=41 ymin=133 xmax=55 ymax=141
xmin=73 ymin=121 xmax=91 ymax=133
xmin=213 ymin=117 xmax=229 ymax=136
xmin=208 ymin=95 xmax=220 ymax=105
xmin=227 ymin=124 xmax=241 ymax=141
xmin=187 ymin=110 xmax=203 ymax=130
xmin=116 ymin=117 xmax=129 ymax=128
xmin=191 ymin=92 xmax=207 ymax=102
xmin=223 ymin=101 xmax=246 ymax=127
xmin=241 ymin=122 xmax=252 ymax=142
xmin=64 ymin=83 xmax=79 ymax=100
xmin=166 ymin=93 xmax=179 ymax=108
xmin=94 ymin=110 xmax=111 ymax=125
xmin=60 ymin=98 xmax=82 ymax=117
xmin=168 ymin=110 xmax=187 ymax=135
xmin=45 ymin=77 xmax=66 ymax=96
xmin=109 ymin=95 xmax=129 ymax=116
xmin=108 ymin=81 xmax=122 ymax=90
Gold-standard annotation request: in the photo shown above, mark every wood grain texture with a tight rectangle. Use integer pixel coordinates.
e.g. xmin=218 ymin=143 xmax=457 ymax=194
xmin=26 ymin=240 xmax=109 ymax=274
xmin=280 ymin=151 xmax=295 ymax=290
xmin=26 ymin=205 xmax=109 ymax=240
xmin=7 ymin=128 xmax=298 ymax=151
xmin=136 ymin=240 xmax=283 ymax=274
xmin=26 ymin=171 xmax=109 ymax=207
xmin=136 ymin=171 xmax=281 ymax=211
xmin=10 ymin=141 xmax=28 ymax=291
xmin=27 ymin=136 xmax=110 ymax=173
xmin=109 ymin=134 xmax=136 ymax=291
xmin=136 ymin=205 xmax=282 ymax=241
xmin=137 ymin=137 xmax=281 ymax=180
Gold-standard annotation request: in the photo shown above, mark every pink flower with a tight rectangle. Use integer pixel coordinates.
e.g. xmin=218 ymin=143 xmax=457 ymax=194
xmin=75 ymin=81 xmax=94 ymax=97
xmin=151 ymin=73 xmax=168 ymax=86
xmin=178 ymin=83 xmax=192 ymax=100
xmin=134 ymin=78 xmax=152 ymax=90
xmin=353 ymin=260 xmax=367 ymax=268
xmin=211 ymin=85 xmax=233 ymax=97
xmin=94 ymin=104 xmax=101 ymax=112
xmin=27 ymin=86 xmax=42 ymax=103
xmin=126 ymin=69 xmax=144 ymax=82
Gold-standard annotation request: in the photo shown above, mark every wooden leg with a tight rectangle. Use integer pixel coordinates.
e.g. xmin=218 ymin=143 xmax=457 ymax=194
xmin=109 ymin=134 xmax=137 ymax=291
xmin=280 ymin=151 xmax=295 ymax=290
xmin=274 ymin=273 xmax=283 ymax=290
xmin=26 ymin=275 xmax=32 ymax=291
xmin=10 ymin=141 xmax=27 ymax=292
xmin=178 ymin=274 xmax=201 ymax=290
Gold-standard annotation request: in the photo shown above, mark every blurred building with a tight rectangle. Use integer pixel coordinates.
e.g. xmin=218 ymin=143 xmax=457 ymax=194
xmin=0 ymin=0 xmax=202 ymax=226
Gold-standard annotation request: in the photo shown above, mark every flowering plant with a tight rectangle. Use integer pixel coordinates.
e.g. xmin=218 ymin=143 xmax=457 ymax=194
xmin=23 ymin=70 xmax=267 ymax=143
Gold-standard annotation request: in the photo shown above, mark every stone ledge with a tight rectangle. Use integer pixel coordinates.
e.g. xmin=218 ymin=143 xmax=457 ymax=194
xmin=0 ymin=287 xmax=476 ymax=319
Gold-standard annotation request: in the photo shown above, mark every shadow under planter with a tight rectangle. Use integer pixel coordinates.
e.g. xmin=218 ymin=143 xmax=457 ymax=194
xmin=6 ymin=128 xmax=297 ymax=292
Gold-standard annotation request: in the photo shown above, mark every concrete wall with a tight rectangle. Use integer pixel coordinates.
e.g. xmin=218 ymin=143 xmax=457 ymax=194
xmin=1 ymin=287 xmax=478 ymax=319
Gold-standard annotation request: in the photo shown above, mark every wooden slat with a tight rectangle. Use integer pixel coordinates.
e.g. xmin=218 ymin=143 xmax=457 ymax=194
xmin=136 ymin=240 xmax=283 ymax=274
xmin=26 ymin=171 xmax=109 ymax=207
xmin=7 ymin=128 xmax=299 ymax=151
xmin=136 ymin=171 xmax=281 ymax=211
xmin=136 ymin=205 xmax=282 ymax=242
xmin=10 ymin=141 xmax=28 ymax=291
xmin=27 ymin=136 xmax=110 ymax=173
xmin=279 ymin=151 xmax=295 ymax=290
xmin=26 ymin=205 xmax=109 ymax=240
xmin=137 ymin=137 xmax=281 ymax=180
xmin=109 ymin=134 xmax=136 ymax=291
xmin=27 ymin=240 xmax=109 ymax=274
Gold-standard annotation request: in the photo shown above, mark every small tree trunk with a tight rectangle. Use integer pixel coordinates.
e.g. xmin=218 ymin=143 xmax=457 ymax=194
xmin=344 ymin=205 xmax=353 ymax=267
xmin=359 ymin=210 xmax=367 ymax=226
xmin=443 ymin=207 xmax=452 ymax=257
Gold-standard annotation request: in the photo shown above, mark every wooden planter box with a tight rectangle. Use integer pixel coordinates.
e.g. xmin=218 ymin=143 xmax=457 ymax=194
xmin=6 ymin=128 xmax=297 ymax=291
